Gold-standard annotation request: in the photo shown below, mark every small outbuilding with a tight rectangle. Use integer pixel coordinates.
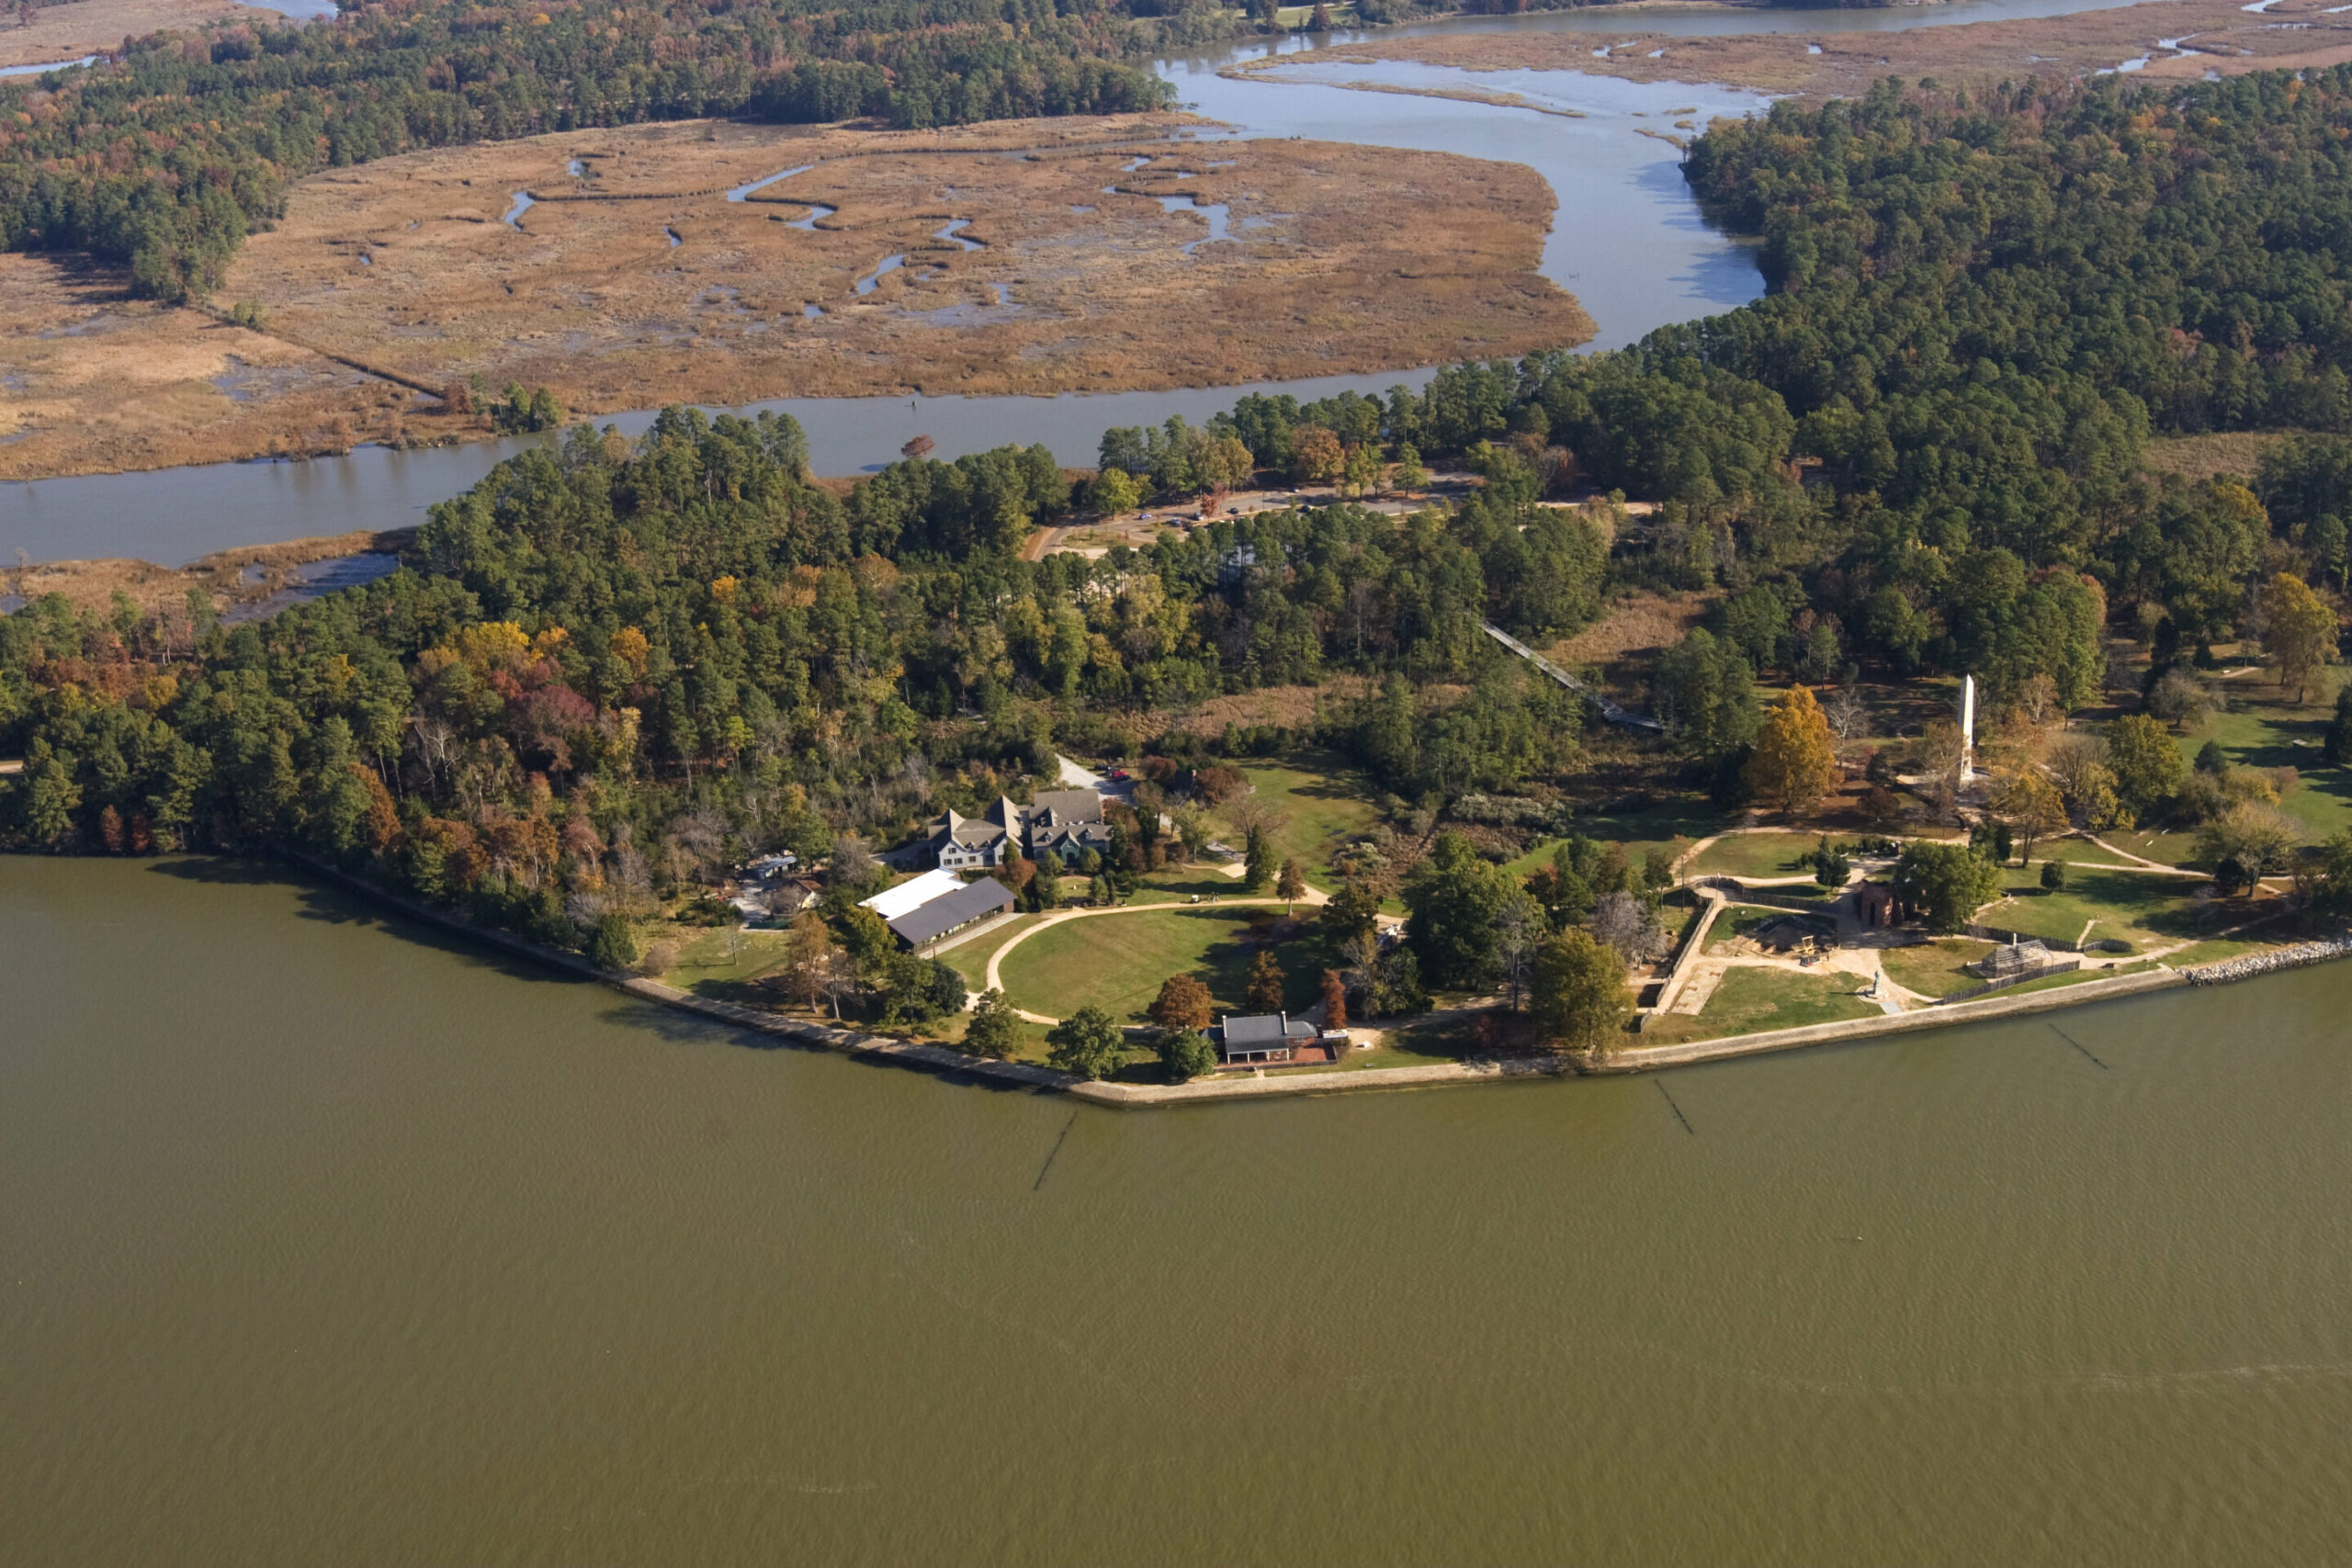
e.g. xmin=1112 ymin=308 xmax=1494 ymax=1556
xmin=1852 ymin=883 xmax=1898 ymax=930
xmin=1969 ymin=938 xmax=2054 ymax=980
xmin=1212 ymin=1011 xmax=1319 ymax=1066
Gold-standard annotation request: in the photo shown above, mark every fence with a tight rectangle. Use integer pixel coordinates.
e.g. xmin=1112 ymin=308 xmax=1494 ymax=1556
xmin=1932 ymin=956 xmax=2084 ymax=1006
xmin=1963 ymin=922 xmax=2081 ymax=953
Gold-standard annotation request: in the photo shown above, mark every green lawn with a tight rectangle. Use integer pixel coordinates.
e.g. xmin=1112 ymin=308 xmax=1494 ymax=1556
xmin=1688 ymin=830 xmax=1824 ymax=880
xmin=2158 ymin=936 xmax=2282 ymax=968
xmin=2169 ymin=674 xmax=2352 ymax=846
xmin=1214 ymin=750 xmax=1386 ymax=888
xmin=939 ymin=912 xmax=1037 ymax=991
xmin=1875 ymin=939 xmax=2000 ymax=998
xmin=996 ymin=907 xmax=1331 ymax=1023
xmin=658 ymin=927 xmax=792 ymax=999
xmin=1295 ymin=1030 xmax=1472 ymax=1073
xmin=1501 ymin=797 xmax=1721 ymax=883
xmin=1637 ymin=964 xmax=1881 ymax=1046
xmin=1977 ymin=865 xmax=2213 ymax=951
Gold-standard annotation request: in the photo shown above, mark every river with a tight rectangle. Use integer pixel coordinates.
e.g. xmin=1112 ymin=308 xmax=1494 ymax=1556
xmin=6 ymin=856 xmax=2349 ymax=1563
xmin=3 ymin=0 xmax=2154 ymax=566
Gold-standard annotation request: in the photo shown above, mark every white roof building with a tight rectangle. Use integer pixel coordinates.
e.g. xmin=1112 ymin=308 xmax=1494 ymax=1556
xmin=859 ymin=867 xmax=965 ymax=922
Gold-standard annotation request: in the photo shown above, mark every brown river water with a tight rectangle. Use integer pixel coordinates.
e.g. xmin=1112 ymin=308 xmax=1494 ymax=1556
xmin=5 ymin=853 xmax=2350 ymax=1565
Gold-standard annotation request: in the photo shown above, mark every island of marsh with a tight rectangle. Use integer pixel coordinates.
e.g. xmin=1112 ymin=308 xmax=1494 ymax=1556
xmin=0 ymin=114 xmax=1587 ymax=482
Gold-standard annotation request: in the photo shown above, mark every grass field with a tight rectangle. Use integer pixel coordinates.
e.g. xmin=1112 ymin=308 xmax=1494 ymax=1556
xmin=1980 ymin=863 xmax=2224 ymax=950
xmin=2167 ymin=674 xmax=2352 ymax=847
xmin=1876 ymin=939 xmax=2000 ymax=998
xmin=1688 ymin=830 xmax=1826 ymax=880
xmin=995 ymin=907 xmax=1331 ymax=1022
xmin=657 ymin=927 xmax=792 ymax=999
xmin=1637 ymin=964 xmax=1880 ymax=1046
xmin=1215 ymin=750 xmax=1387 ymax=886
xmin=1501 ymin=797 xmax=1719 ymax=883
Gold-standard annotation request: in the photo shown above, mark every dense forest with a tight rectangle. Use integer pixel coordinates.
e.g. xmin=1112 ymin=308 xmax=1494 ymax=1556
xmin=6 ymin=67 xmax=2352 ymax=992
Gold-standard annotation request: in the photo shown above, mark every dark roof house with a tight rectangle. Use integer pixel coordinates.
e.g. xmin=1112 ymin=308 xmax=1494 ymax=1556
xmin=887 ymin=876 xmax=1015 ymax=949
xmin=1213 ymin=1011 xmax=1319 ymax=1066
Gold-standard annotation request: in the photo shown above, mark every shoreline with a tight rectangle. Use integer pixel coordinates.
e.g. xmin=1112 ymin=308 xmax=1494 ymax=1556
xmin=266 ymin=852 xmax=2347 ymax=1108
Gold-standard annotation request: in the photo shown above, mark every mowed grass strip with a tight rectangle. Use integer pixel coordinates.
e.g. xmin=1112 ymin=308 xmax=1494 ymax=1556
xmin=997 ymin=907 xmax=1329 ymax=1022
xmin=1637 ymin=964 xmax=1881 ymax=1046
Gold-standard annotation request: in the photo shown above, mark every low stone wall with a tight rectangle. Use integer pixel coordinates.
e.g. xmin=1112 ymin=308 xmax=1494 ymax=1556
xmin=1581 ymin=966 xmax=2187 ymax=1075
xmin=1068 ymin=1055 xmax=1575 ymax=1107
xmin=284 ymin=851 xmax=1075 ymax=1092
xmin=2183 ymin=934 xmax=2352 ymax=986
xmin=1643 ymin=887 xmax=1728 ymax=1023
xmin=273 ymin=852 xmax=2349 ymax=1111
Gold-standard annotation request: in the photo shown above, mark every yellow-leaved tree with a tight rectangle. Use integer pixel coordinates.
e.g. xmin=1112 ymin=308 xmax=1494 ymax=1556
xmin=2263 ymin=571 xmax=2339 ymax=704
xmin=1745 ymin=683 xmax=1836 ymax=818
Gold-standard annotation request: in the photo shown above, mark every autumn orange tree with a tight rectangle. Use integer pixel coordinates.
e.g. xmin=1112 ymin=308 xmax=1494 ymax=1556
xmin=1148 ymin=973 xmax=1213 ymax=1032
xmin=1745 ymin=683 xmax=1836 ymax=818
xmin=1245 ymin=949 xmax=1286 ymax=1012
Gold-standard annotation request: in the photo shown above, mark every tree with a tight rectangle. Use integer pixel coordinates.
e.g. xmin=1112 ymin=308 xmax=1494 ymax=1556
xmin=780 ymin=910 xmax=839 ymax=1007
xmin=1529 ymin=927 xmax=1627 ymax=1055
xmin=1402 ymin=831 xmax=1511 ymax=989
xmin=1090 ymin=467 xmax=1142 ymax=515
xmin=1590 ymin=889 xmax=1666 ymax=964
xmin=2326 ymin=684 xmax=2352 ymax=767
xmin=2262 ymin=572 xmax=2339 ymax=704
xmin=1745 ymin=683 xmax=1836 ymax=818
xmin=2193 ymin=802 xmax=2301 ymax=885
xmin=2041 ymin=859 xmax=2067 ymax=891
xmin=586 ymin=912 xmax=644 ymax=972
xmin=2106 ymin=714 xmax=2188 ymax=821
xmin=1392 ymin=442 xmax=1430 ymax=492
xmin=1824 ymin=683 xmax=1870 ymax=742
xmin=2291 ymin=829 xmax=2352 ymax=921
xmin=1242 ymin=825 xmax=1272 ymax=891
xmin=1157 ymin=1028 xmax=1217 ymax=1082
xmin=1994 ymin=768 xmax=2067 ymax=865
xmin=1275 ymin=856 xmax=1306 ymax=913
xmin=1148 ymin=972 xmax=1214 ymax=1032
xmin=1655 ymin=628 xmax=1759 ymax=760
xmin=1813 ymin=836 xmax=1851 ymax=889
xmin=1492 ymin=891 xmax=1543 ymax=1009
xmin=1244 ymin=948 xmax=1286 ymax=1012
xmin=1319 ymin=967 xmax=1348 ymax=1031
xmin=2145 ymin=668 xmax=2218 ymax=729
xmin=1891 ymin=841 xmax=2003 ymax=933
xmin=1318 ymin=877 xmax=1382 ymax=949
xmin=964 ymin=987 xmax=1022 ymax=1059
xmin=1046 ymin=1006 xmax=1126 ymax=1080
xmin=1290 ymin=425 xmax=1343 ymax=484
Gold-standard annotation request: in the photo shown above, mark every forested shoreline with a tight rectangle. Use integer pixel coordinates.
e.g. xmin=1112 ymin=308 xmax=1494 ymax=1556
xmin=6 ymin=66 xmax=2352 ymax=1018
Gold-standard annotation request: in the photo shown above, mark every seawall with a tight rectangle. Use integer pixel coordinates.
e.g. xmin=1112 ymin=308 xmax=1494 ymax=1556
xmin=274 ymin=852 xmax=2342 ymax=1107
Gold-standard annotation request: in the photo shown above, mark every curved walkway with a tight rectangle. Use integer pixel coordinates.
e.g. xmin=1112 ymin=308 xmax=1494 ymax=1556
xmin=979 ymin=887 xmax=1327 ymax=1025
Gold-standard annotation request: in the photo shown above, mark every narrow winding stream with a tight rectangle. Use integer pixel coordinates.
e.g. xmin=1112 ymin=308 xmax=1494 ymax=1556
xmin=7 ymin=0 xmax=2152 ymax=564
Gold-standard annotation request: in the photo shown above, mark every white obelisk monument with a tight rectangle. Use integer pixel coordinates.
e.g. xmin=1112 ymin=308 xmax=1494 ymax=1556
xmin=1958 ymin=674 xmax=1977 ymax=784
